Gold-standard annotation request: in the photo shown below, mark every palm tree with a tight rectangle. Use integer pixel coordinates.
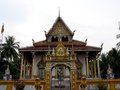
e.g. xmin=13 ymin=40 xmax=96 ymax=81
xmin=100 ymin=48 xmax=120 ymax=74
xmin=1 ymin=36 xmax=20 ymax=62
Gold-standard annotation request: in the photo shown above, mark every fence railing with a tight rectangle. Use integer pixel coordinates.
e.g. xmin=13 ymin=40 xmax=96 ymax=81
xmin=76 ymin=79 xmax=120 ymax=90
xmin=1 ymin=78 xmax=120 ymax=90
xmin=0 ymin=74 xmax=120 ymax=80
xmin=0 ymin=80 xmax=45 ymax=90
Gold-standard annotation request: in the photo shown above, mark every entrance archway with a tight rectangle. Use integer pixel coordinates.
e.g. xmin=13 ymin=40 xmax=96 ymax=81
xmin=51 ymin=64 xmax=71 ymax=90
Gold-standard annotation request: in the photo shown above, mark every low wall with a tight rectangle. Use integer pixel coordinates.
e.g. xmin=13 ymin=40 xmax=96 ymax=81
xmin=0 ymin=80 xmax=46 ymax=90
xmin=1 ymin=79 xmax=120 ymax=90
xmin=76 ymin=79 xmax=120 ymax=90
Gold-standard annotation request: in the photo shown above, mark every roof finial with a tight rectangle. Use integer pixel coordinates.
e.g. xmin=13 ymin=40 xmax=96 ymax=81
xmin=58 ymin=7 xmax=60 ymax=17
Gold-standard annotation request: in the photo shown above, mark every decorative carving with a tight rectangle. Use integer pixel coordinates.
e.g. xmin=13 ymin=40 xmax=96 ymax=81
xmin=100 ymin=43 xmax=104 ymax=48
xmin=32 ymin=39 xmax=34 ymax=44
xmin=34 ymin=77 xmax=41 ymax=90
xmin=46 ymin=63 xmax=51 ymax=70
xmin=44 ymin=30 xmax=47 ymax=37
xmin=70 ymin=51 xmax=76 ymax=60
xmin=70 ymin=62 xmax=76 ymax=69
xmin=45 ymin=70 xmax=50 ymax=90
xmin=80 ymin=75 xmax=87 ymax=90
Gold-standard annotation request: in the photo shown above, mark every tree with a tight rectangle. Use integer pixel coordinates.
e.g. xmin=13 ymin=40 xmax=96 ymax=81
xmin=100 ymin=48 xmax=120 ymax=74
xmin=100 ymin=53 xmax=108 ymax=74
xmin=1 ymin=36 xmax=20 ymax=62
xmin=0 ymin=36 xmax=20 ymax=75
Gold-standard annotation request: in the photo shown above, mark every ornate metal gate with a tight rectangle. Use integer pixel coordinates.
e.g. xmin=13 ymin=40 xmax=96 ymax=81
xmin=51 ymin=79 xmax=71 ymax=90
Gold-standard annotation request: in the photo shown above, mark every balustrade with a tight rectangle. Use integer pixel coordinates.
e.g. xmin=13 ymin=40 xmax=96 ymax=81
xmin=0 ymin=79 xmax=120 ymax=90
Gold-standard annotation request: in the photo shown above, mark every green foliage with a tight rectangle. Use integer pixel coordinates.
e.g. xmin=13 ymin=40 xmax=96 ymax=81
xmin=9 ymin=61 xmax=20 ymax=75
xmin=100 ymin=48 xmax=120 ymax=74
xmin=0 ymin=35 xmax=20 ymax=75
xmin=0 ymin=60 xmax=8 ymax=74
xmin=1 ymin=35 xmax=20 ymax=62
xmin=97 ymin=81 xmax=108 ymax=90
xmin=14 ymin=80 xmax=25 ymax=90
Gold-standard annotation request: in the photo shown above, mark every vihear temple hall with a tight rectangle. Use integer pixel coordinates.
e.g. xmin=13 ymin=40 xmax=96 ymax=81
xmin=19 ymin=14 xmax=102 ymax=90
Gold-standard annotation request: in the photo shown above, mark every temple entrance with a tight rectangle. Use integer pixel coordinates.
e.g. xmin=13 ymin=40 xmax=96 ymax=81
xmin=51 ymin=64 xmax=71 ymax=90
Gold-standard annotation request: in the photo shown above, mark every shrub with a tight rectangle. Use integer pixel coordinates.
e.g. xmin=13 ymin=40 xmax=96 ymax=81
xmin=14 ymin=80 xmax=25 ymax=90
xmin=97 ymin=81 xmax=108 ymax=90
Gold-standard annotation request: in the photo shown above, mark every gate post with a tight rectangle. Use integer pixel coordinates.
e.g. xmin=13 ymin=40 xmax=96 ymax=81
xmin=35 ymin=77 xmax=41 ymax=90
xmin=80 ymin=75 xmax=87 ymax=90
xmin=71 ymin=70 xmax=77 ymax=90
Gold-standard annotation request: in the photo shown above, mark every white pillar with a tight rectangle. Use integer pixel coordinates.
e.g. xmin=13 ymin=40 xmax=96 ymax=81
xmin=93 ymin=59 xmax=97 ymax=78
xmin=31 ymin=52 xmax=35 ymax=79
xmin=20 ymin=53 xmax=23 ymax=79
xmin=86 ymin=52 xmax=89 ymax=77
xmin=97 ymin=58 xmax=101 ymax=78
xmin=24 ymin=61 xmax=26 ymax=79
xmin=82 ymin=55 xmax=86 ymax=75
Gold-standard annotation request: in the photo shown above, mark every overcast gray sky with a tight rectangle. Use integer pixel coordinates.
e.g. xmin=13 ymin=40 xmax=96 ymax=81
xmin=0 ymin=0 xmax=120 ymax=53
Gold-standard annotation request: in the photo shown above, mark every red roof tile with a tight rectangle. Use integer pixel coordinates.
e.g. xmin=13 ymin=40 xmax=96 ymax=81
xmin=19 ymin=39 xmax=101 ymax=52
xmin=33 ymin=40 xmax=86 ymax=46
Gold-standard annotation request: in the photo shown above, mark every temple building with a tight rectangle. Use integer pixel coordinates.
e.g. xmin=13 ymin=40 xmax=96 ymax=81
xmin=19 ymin=15 xmax=102 ymax=89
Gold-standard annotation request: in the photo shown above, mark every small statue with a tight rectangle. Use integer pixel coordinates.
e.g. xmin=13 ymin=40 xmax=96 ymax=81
xmin=5 ymin=65 xmax=10 ymax=75
xmin=107 ymin=64 xmax=114 ymax=79
xmin=35 ymin=77 xmax=41 ymax=90
xmin=107 ymin=64 xmax=112 ymax=74
xmin=80 ymin=75 xmax=87 ymax=90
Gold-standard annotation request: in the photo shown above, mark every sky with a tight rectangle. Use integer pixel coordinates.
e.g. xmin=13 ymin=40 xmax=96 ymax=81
xmin=0 ymin=0 xmax=120 ymax=53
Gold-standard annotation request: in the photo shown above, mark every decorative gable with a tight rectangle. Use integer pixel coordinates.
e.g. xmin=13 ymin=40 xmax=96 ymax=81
xmin=48 ymin=17 xmax=72 ymax=36
xmin=54 ymin=40 xmax=66 ymax=56
xmin=45 ymin=16 xmax=75 ymax=42
xmin=45 ymin=39 xmax=78 ymax=62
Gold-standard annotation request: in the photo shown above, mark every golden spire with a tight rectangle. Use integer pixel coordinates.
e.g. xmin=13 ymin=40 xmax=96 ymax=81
xmin=58 ymin=7 xmax=60 ymax=17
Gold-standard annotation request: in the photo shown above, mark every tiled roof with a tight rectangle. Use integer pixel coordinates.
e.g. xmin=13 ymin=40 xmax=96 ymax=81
xmin=33 ymin=40 xmax=86 ymax=46
xmin=19 ymin=39 xmax=101 ymax=52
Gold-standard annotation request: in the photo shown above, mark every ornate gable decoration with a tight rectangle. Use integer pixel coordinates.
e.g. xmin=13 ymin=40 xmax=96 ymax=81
xmin=54 ymin=40 xmax=66 ymax=56
xmin=45 ymin=39 xmax=77 ymax=61
xmin=48 ymin=17 xmax=73 ymax=36
xmin=45 ymin=40 xmax=69 ymax=61
xmin=45 ymin=16 xmax=75 ymax=42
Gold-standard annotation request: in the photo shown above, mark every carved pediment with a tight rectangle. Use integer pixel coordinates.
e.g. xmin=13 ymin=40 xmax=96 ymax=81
xmin=48 ymin=17 xmax=73 ymax=36
xmin=46 ymin=16 xmax=74 ymax=42
xmin=55 ymin=41 xmax=66 ymax=56
xmin=45 ymin=40 xmax=77 ymax=61
xmin=49 ymin=20 xmax=71 ymax=37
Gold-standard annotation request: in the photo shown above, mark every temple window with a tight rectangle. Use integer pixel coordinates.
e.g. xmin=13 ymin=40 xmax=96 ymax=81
xmin=51 ymin=36 xmax=58 ymax=42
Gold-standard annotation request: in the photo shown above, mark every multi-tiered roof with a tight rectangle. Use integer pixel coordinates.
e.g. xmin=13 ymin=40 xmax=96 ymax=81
xmin=19 ymin=16 xmax=102 ymax=52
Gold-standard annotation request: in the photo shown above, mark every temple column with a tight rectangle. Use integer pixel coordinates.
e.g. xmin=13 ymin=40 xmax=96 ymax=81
xmin=20 ymin=53 xmax=23 ymax=79
xmin=93 ymin=58 xmax=97 ymax=78
xmin=31 ymin=52 xmax=35 ymax=79
xmin=97 ymin=57 xmax=101 ymax=78
xmin=23 ymin=61 xmax=26 ymax=79
xmin=25 ymin=64 xmax=27 ymax=78
xmin=86 ymin=52 xmax=89 ymax=78
xmin=90 ymin=60 xmax=94 ymax=78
